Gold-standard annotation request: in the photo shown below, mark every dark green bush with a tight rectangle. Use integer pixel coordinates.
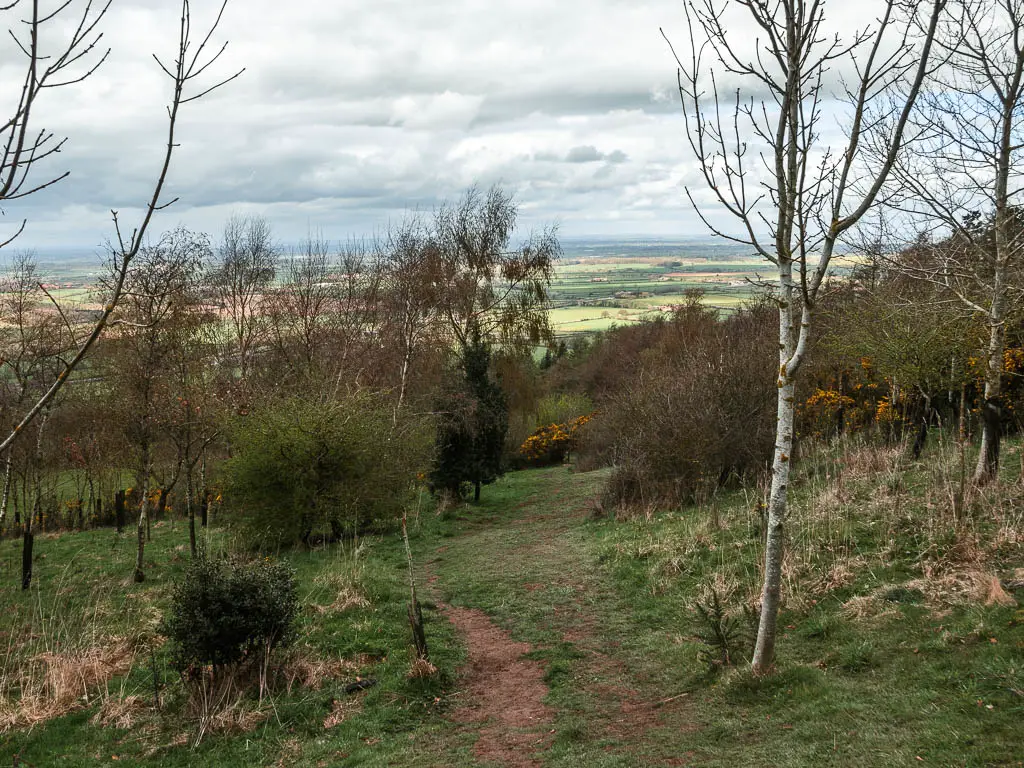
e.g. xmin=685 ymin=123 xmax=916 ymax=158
xmin=161 ymin=556 xmax=299 ymax=672
xmin=222 ymin=393 xmax=430 ymax=546
xmin=430 ymin=331 xmax=508 ymax=501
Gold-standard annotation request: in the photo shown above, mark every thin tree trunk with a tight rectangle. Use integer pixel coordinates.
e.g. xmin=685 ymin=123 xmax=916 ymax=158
xmin=22 ymin=412 xmax=47 ymax=589
xmin=974 ymin=291 xmax=1006 ymax=484
xmin=394 ymin=301 xmax=415 ymax=425
xmin=752 ymin=255 xmax=800 ymax=674
xmin=134 ymin=445 xmax=152 ymax=583
xmin=200 ymin=453 xmax=208 ymax=527
xmin=752 ymin=375 xmax=796 ymax=673
xmin=21 ymin=521 xmax=33 ymax=590
xmin=186 ymin=469 xmax=197 ymax=557
xmin=0 ymin=452 xmax=12 ymax=530
xmin=115 ymin=489 xmax=126 ymax=532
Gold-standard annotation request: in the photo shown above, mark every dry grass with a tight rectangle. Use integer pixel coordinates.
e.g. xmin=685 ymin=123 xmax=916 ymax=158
xmin=92 ymin=694 xmax=148 ymax=729
xmin=323 ymin=697 xmax=361 ymax=729
xmin=331 ymin=586 xmax=371 ymax=612
xmin=806 ymin=555 xmax=866 ymax=597
xmin=407 ymin=656 xmax=438 ymax=680
xmin=840 ymin=595 xmax=899 ymax=622
xmin=278 ymin=649 xmax=360 ymax=694
xmin=0 ymin=637 xmax=138 ymax=731
xmin=906 ymin=568 xmax=1019 ymax=609
xmin=312 ymin=545 xmax=371 ymax=613
xmin=839 ymin=441 xmax=904 ymax=481
xmin=183 ymin=666 xmax=272 ymax=746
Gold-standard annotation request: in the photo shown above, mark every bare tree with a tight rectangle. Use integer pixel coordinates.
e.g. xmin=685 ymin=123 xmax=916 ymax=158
xmin=379 ymin=214 xmax=442 ymax=417
xmin=667 ymin=0 xmax=942 ymax=672
xmin=0 ymin=0 xmax=242 ymax=459
xmin=0 ymin=253 xmax=66 ymax=529
xmin=266 ymin=233 xmax=336 ymax=380
xmin=159 ymin=292 xmax=220 ymax=558
xmin=209 ymin=214 xmax=277 ymax=390
xmin=100 ymin=226 xmax=208 ymax=582
xmin=882 ymin=0 xmax=1024 ymax=482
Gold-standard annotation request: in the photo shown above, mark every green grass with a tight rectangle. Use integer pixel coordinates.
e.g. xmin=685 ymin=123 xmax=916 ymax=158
xmin=0 ymin=519 xmax=471 ymax=766
xmin=1 ymin=435 xmax=1022 ymax=766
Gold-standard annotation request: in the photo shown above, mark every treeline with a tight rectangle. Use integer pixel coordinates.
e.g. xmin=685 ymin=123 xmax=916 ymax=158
xmin=537 ymin=217 xmax=1024 ymax=512
xmin=0 ymin=185 xmax=558 ymax=586
xmin=3 ymin=190 xmax=1023 ymax=596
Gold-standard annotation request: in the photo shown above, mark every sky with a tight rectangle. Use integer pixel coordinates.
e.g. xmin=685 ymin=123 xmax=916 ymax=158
xmin=0 ymin=0 xmax=885 ymax=253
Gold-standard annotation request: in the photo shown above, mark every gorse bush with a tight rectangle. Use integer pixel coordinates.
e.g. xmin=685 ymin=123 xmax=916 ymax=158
xmin=518 ymin=413 xmax=593 ymax=467
xmin=222 ymin=393 xmax=431 ymax=546
xmin=161 ymin=555 xmax=299 ymax=673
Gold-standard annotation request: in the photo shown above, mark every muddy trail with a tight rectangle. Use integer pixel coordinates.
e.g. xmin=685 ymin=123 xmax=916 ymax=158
xmin=426 ymin=467 xmax=697 ymax=767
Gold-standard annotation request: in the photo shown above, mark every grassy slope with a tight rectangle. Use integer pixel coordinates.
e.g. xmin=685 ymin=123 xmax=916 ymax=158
xmin=1 ymin=438 xmax=1022 ymax=766
xmin=431 ymin=459 xmax=1023 ymax=767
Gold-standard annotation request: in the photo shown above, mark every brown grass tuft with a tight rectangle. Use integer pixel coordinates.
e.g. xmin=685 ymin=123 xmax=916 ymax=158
xmin=906 ymin=568 xmax=1017 ymax=608
xmin=323 ymin=697 xmax=361 ymax=729
xmin=92 ymin=694 xmax=147 ymax=729
xmin=840 ymin=443 xmax=903 ymax=481
xmin=408 ymin=657 xmax=438 ymax=680
xmin=841 ymin=595 xmax=898 ymax=621
xmin=279 ymin=650 xmax=360 ymax=694
xmin=0 ymin=637 xmax=137 ymax=731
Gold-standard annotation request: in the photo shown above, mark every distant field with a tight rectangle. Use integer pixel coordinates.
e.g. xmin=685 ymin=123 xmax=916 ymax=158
xmin=11 ymin=241 xmax=862 ymax=341
xmin=548 ymin=248 xmax=768 ymax=336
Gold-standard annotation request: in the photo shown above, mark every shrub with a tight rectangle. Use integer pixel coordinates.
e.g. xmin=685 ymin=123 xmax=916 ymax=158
xmin=161 ymin=556 xmax=299 ymax=674
xmin=693 ymin=585 xmax=753 ymax=671
xmin=222 ymin=393 xmax=431 ymax=546
xmin=535 ymin=392 xmax=593 ymax=427
xmin=430 ymin=331 xmax=509 ymax=501
xmin=577 ymin=296 xmax=777 ymax=510
xmin=504 ymin=392 xmax=593 ymax=468
xmin=518 ymin=413 xmax=594 ymax=467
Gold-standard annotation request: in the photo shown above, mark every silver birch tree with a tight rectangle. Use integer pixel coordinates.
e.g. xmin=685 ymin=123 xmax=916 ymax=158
xmin=667 ymin=0 xmax=943 ymax=672
xmin=883 ymin=0 xmax=1024 ymax=483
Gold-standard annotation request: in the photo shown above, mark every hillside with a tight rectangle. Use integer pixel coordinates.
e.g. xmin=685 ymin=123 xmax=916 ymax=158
xmin=2 ymin=437 xmax=1021 ymax=766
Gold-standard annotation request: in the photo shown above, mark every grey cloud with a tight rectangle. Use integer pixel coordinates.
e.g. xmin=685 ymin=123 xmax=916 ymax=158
xmin=0 ymin=0 xmax=897 ymax=250
xmin=566 ymin=145 xmax=603 ymax=163
xmin=563 ymin=146 xmax=631 ymax=164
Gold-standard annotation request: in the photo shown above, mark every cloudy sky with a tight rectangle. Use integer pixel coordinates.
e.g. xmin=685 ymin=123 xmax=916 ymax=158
xmin=1 ymin=0 xmax=877 ymax=252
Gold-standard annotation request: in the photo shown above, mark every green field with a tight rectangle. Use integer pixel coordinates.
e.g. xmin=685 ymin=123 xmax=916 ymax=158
xmin=546 ymin=246 xmax=867 ymax=336
xmin=547 ymin=248 xmax=768 ymax=336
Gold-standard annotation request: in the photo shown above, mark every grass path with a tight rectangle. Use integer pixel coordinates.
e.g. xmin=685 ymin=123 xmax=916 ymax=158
xmin=425 ymin=466 xmax=698 ymax=767
xmin=422 ymin=461 xmax=1024 ymax=768
xmin=1 ymin=460 xmax=1020 ymax=766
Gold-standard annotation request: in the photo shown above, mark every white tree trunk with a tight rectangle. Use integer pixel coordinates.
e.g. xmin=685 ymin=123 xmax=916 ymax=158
xmin=133 ymin=446 xmax=152 ymax=583
xmin=0 ymin=452 xmax=12 ymax=529
xmin=974 ymin=207 xmax=1010 ymax=484
xmin=752 ymin=271 xmax=800 ymax=673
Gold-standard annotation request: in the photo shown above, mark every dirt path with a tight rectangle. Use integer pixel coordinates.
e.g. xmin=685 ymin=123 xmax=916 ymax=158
xmin=445 ymin=605 xmax=554 ymax=767
xmin=430 ymin=467 xmax=697 ymax=766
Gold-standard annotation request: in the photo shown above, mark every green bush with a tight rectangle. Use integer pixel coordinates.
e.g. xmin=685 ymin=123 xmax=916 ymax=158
xmin=535 ymin=392 xmax=593 ymax=428
xmin=222 ymin=393 xmax=430 ymax=546
xmin=161 ymin=556 xmax=299 ymax=673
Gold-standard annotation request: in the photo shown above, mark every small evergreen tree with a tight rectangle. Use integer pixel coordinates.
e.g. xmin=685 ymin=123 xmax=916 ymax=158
xmin=431 ymin=329 xmax=508 ymax=502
